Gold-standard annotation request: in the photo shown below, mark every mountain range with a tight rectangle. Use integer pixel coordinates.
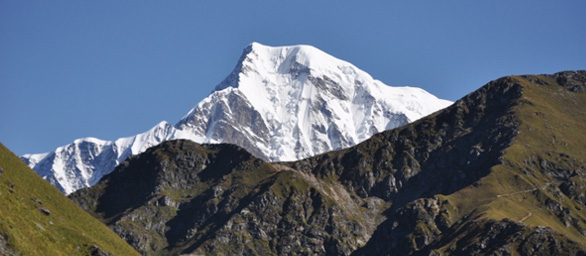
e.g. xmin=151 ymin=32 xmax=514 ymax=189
xmin=6 ymin=41 xmax=585 ymax=256
xmin=69 ymin=70 xmax=586 ymax=255
xmin=21 ymin=43 xmax=452 ymax=195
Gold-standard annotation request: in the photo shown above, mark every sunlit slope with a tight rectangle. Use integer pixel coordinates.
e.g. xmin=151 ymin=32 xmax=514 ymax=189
xmin=458 ymin=73 xmax=586 ymax=235
xmin=420 ymin=72 xmax=586 ymax=254
xmin=0 ymin=143 xmax=140 ymax=256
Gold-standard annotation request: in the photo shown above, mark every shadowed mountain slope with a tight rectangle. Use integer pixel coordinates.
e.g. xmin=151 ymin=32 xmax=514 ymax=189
xmin=71 ymin=140 xmax=387 ymax=255
xmin=343 ymin=71 xmax=586 ymax=255
xmin=71 ymin=71 xmax=586 ymax=255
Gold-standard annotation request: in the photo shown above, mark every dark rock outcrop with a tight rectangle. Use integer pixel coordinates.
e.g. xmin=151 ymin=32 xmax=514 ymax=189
xmin=71 ymin=140 xmax=386 ymax=255
xmin=0 ymin=232 xmax=16 ymax=256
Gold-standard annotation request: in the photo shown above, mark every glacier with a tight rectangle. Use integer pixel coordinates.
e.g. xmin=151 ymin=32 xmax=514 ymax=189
xmin=22 ymin=42 xmax=452 ymax=194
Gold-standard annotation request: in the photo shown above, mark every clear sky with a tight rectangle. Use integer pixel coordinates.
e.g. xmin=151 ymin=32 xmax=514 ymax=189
xmin=1 ymin=1 xmax=585 ymax=156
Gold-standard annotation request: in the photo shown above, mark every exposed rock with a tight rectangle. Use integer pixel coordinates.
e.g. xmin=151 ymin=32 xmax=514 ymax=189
xmin=71 ymin=140 xmax=386 ymax=255
xmin=39 ymin=208 xmax=51 ymax=215
xmin=292 ymin=73 xmax=523 ymax=206
xmin=552 ymin=70 xmax=586 ymax=92
xmin=70 ymin=71 xmax=586 ymax=255
xmin=89 ymin=244 xmax=113 ymax=256
xmin=436 ymin=220 xmax=586 ymax=256
xmin=0 ymin=232 xmax=16 ymax=256
xmin=30 ymin=197 xmax=42 ymax=205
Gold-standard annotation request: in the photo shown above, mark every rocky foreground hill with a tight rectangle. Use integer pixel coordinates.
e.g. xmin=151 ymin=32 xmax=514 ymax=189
xmin=70 ymin=71 xmax=586 ymax=255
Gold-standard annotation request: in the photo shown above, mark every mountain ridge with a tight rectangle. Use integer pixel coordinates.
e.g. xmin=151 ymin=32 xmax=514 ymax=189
xmin=22 ymin=42 xmax=451 ymax=194
xmin=70 ymin=70 xmax=586 ymax=255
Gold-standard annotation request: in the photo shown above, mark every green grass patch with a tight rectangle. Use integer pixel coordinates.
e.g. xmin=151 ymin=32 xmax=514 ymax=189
xmin=0 ymin=143 xmax=139 ymax=255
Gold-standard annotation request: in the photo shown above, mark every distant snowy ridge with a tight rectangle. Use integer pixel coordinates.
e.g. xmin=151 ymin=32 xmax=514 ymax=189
xmin=22 ymin=42 xmax=452 ymax=194
xmin=22 ymin=121 xmax=205 ymax=194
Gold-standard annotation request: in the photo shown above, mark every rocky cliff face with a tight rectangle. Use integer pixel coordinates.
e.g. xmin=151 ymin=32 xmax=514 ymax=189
xmin=71 ymin=140 xmax=387 ymax=255
xmin=70 ymin=71 xmax=586 ymax=255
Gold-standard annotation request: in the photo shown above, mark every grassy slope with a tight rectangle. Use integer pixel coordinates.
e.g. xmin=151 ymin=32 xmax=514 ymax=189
xmin=441 ymin=74 xmax=586 ymax=246
xmin=0 ymin=143 xmax=140 ymax=256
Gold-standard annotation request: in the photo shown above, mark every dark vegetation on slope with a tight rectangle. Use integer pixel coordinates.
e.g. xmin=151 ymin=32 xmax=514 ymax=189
xmin=0 ymin=143 xmax=139 ymax=256
xmin=71 ymin=71 xmax=586 ymax=255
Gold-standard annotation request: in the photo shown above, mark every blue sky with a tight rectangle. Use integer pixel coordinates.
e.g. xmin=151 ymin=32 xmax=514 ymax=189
xmin=1 ymin=1 xmax=585 ymax=156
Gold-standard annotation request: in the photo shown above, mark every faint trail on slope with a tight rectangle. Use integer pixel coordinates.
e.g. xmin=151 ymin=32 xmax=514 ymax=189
xmin=496 ymin=182 xmax=556 ymax=198
xmin=519 ymin=212 xmax=533 ymax=223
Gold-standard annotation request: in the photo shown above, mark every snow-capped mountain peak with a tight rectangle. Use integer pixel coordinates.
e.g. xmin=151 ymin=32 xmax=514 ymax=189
xmin=23 ymin=42 xmax=452 ymax=194
xmin=215 ymin=42 xmax=359 ymax=91
xmin=177 ymin=42 xmax=452 ymax=161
